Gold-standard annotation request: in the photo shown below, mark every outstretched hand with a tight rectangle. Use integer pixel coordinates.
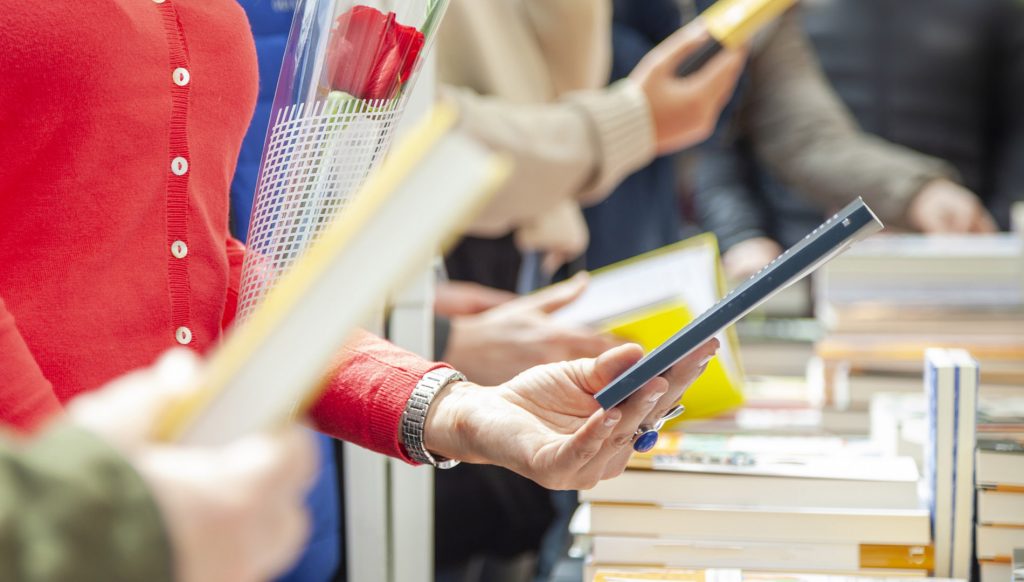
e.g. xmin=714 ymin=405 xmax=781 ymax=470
xmin=445 ymin=273 xmax=624 ymax=385
xmin=425 ymin=340 xmax=718 ymax=490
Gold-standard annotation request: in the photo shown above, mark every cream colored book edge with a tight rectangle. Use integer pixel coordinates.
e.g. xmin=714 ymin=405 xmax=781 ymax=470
xmin=156 ymin=105 xmax=510 ymax=445
xmin=586 ymin=566 xmax=949 ymax=582
xmin=575 ymin=503 xmax=931 ymax=545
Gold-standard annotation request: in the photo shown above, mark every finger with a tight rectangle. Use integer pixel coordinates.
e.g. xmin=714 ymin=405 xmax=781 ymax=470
xmin=560 ymin=329 xmax=629 ymax=360
xmin=646 ymin=339 xmax=720 ymax=423
xmin=573 ymin=343 xmax=646 ymax=395
xmin=688 ymin=47 xmax=746 ymax=95
xmin=435 ymin=281 xmax=517 ymax=316
xmin=649 ymin=21 xmax=713 ymax=76
xmin=939 ymin=206 xmax=972 ymax=233
xmin=601 ymin=441 xmax=638 ymax=480
xmin=523 ymin=271 xmax=591 ymax=314
xmin=559 ymin=407 xmax=623 ymax=475
xmin=707 ymin=50 xmax=747 ymax=104
xmin=578 ymin=377 xmax=669 ymax=480
xmin=972 ymin=209 xmax=999 ymax=234
xmin=469 ymin=286 xmax=519 ymax=312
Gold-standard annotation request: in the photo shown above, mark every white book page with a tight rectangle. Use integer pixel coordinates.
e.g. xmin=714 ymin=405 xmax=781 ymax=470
xmin=552 ymin=245 xmax=717 ymax=328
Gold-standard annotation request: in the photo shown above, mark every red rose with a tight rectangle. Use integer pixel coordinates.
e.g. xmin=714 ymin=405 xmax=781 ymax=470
xmin=326 ymin=5 xmax=426 ymax=101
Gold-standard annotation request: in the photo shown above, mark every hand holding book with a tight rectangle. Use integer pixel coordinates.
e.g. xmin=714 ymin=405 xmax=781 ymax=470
xmin=423 ymin=341 xmax=718 ymax=491
xmin=629 ymin=22 xmax=746 ymax=154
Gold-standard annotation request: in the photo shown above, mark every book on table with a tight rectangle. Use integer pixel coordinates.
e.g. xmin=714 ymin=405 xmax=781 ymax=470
xmin=815 ymin=233 xmax=1024 ymax=334
xmin=922 ymin=348 xmax=979 ymax=579
xmin=573 ymin=502 xmax=930 ymax=546
xmin=588 ymin=567 xmax=961 ymax=582
xmin=551 ymin=233 xmax=745 ymax=420
xmin=581 ymin=433 xmax=920 ymax=510
xmin=583 ymin=537 xmax=932 ymax=573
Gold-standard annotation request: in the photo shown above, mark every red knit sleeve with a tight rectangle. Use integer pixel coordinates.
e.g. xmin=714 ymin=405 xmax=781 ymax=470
xmin=309 ymin=329 xmax=448 ymax=464
xmin=0 ymin=295 xmax=64 ymax=433
xmin=222 ymin=239 xmax=445 ymax=463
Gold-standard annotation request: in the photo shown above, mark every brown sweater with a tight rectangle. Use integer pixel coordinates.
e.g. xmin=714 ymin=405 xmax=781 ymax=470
xmin=741 ymin=10 xmax=957 ymax=227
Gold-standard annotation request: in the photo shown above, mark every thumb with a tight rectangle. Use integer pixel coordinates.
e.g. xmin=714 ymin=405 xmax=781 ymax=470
xmin=527 ymin=272 xmax=591 ymax=314
xmin=574 ymin=343 xmax=646 ymax=395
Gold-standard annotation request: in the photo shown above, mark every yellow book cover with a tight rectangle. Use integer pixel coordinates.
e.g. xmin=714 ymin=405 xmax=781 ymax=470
xmin=555 ymin=234 xmax=744 ymax=421
xmin=859 ymin=544 xmax=933 ymax=570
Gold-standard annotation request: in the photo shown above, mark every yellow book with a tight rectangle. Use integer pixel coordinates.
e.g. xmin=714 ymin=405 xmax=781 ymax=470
xmin=553 ymin=234 xmax=744 ymax=421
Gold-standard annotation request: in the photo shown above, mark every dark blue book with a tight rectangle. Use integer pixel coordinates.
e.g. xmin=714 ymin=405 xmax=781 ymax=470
xmin=595 ymin=197 xmax=884 ymax=410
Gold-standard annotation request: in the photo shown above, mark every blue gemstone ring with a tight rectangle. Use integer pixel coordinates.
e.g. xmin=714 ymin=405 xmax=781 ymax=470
xmin=632 ymin=405 xmax=686 ymax=453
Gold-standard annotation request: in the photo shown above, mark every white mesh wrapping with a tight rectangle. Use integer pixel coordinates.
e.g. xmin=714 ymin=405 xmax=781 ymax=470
xmin=237 ymin=96 xmax=408 ymax=321
xmin=235 ymin=0 xmax=450 ymax=321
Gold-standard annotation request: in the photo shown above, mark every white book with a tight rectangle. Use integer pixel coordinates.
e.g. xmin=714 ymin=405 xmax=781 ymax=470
xmin=978 ymin=490 xmax=1024 ymax=526
xmin=574 ymin=503 xmax=931 ymax=545
xmin=976 ymin=524 xmax=1024 ymax=560
xmin=948 ymin=350 xmax=979 ymax=580
xmin=977 ymin=440 xmax=1024 ymax=488
xmin=924 ymin=349 xmax=957 ymax=577
xmin=549 ymin=234 xmax=743 ymax=385
xmin=586 ymin=536 xmax=931 ymax=573
xmin=581 ymin=456 xmax=920 ymax=510
xmin=586 ymin=566 xmax=946 ymax=582
xmin=980 ymin=560 xmax=1011 ymax=582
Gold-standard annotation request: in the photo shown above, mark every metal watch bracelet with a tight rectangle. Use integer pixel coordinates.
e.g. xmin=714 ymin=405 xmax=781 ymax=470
xmin=400 ymin=368 xmax=466 ymax=469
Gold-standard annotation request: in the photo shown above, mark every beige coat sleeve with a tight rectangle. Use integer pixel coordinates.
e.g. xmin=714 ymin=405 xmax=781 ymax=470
xmin=521 ymin=0 xmax=613 ymax=94
xmin=449 ymin=80 xmax=657 ymax=238
xmin=744 ymin=11 xmax=959 ymax=227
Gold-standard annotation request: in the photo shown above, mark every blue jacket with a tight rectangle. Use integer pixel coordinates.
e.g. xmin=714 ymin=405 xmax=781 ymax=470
xmin=583 ymin=0 xmax=689 ymax=270
xmin=232 ymin=2 xmax=342 ymax=581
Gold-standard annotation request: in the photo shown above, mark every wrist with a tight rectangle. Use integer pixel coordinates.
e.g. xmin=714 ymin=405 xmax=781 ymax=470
xmin=423 ymin=380 xmax=480 ymax=464
xmin=399 ymin=369 xmax=467 ymax=468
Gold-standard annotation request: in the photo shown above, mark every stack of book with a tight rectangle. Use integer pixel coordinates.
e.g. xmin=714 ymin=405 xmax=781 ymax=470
xmin=680 ymin=375 xmax=872 ymax=437
xmin=573 ymin=432 xmax=932 ymax=579
xmin=813 ymin=234 xmax=1024 ymax=408
xmin=816 ymin=234 xmax=1024 ymax=335
xmin=589 ymin=567 xmax=962 ymax=582
xmin=922 ymin=349 xmax=979 ymax=580
xmin=975 ymin=398 xmax=1024 ymax=582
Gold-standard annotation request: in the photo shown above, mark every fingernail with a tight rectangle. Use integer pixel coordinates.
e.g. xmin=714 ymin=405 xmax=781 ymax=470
xmin=648 ymin=391 xmax=667 ymax=404
xmin=604 ymin=410 xmax=622 ymax=427
xmin=698 ymin=355 xmax=714 ymax=367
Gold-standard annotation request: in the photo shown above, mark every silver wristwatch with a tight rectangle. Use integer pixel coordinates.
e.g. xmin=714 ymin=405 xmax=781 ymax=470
xmin=400 ymin=368 xmax=466 ymax=469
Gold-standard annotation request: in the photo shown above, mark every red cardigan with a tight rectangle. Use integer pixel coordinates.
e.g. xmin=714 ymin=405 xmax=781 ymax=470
xmin=0 ymin=0 xmax=441 ymax=462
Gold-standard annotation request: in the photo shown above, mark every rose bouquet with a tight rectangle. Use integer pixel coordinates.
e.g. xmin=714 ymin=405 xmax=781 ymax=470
xmin=237 ymin=0 xmax=449 ymax=320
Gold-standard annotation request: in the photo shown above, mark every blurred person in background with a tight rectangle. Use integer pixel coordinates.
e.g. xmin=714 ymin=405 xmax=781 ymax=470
xmin=581 ymin=0 xmax=697 ymax=272
xmin=0 ymin=350 xmax=317 ymax=582
xmin=692 ymin=0 xmax=1024 ymax=280
xmin=433 ymin=2 xmax=744 ymax=580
